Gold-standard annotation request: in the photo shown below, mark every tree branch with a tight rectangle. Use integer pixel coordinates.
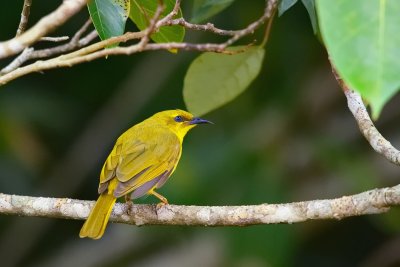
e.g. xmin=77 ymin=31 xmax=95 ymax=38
xmin=0 ymin=20 xmax=97 ymax=75
xmin=39 ymin=36 xmax=70 ymax=42
xmin=16 ymin=0 xmax=32 ymax=36
xmin=0 ymin=31 xmax=144 ymax=84
xmin=137 ymin=0 xmax=166 ymax=49
xmin=166 ymin=18 xmax=237 ymax=36
xmin=0 ymin=185 xmax=399 ymax=226
xmin=0 ymin=0 xmax=87 ymax=59
xmin=333 ymin=68 xmax=400 ymax=166
xmin=0 ymin=0 xmax=277 ymax=86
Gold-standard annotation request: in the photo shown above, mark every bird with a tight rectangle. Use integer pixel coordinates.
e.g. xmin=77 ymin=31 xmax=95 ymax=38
xmin=79 ymin=109 xmax=212 ymax=239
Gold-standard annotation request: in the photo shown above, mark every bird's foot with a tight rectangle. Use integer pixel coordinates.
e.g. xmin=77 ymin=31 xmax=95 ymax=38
xmin=125 ymin=195 xmax=133 ymax=215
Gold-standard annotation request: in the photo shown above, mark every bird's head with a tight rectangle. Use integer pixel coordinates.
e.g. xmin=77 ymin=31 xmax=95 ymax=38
xmin=151 ymin=109 xmax=212 ymax=140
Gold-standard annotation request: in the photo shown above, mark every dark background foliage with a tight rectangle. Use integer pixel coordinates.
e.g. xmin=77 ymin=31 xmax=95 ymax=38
xmin=0 ymin=1 xmax=400 ymax=266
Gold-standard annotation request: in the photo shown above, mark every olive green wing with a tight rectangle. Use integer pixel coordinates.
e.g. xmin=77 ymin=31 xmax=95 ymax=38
xmin=98 ymin=138 xmax=148 ymax=194
xmin=113 ymin=134 xmax=182 ymax=198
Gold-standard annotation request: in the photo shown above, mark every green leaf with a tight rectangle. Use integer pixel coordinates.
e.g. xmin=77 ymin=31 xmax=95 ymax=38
xmin=317 ymin=0 xmax=400 ymax=119
xmin=88 ymin=0 xmax=129 ymax=42
xmin=191 ymin=0 xmax=235 ymax=23
xmin=129 ymin=0 xmax=184 ymax=44
xmin=278 ymin=0 xmax=298 ymax=16
xmin=184 ymin=46 xmax=265 ymax=116
xmin=301 ymin=0 xmax=318 ymax=34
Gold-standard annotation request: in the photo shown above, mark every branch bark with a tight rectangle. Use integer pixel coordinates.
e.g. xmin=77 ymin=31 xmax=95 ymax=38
xmin=16 ymin=0 xmax=32 ymax=36
xmin=1 ymin=184 xmax=399 ymax=226
xmin=333 ymin=69 xmax=400 ymax=166
xmin=39 ymin=36 xmax=70 ymax=42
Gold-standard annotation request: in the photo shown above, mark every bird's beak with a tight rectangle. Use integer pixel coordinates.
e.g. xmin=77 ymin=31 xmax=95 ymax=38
xmin=188 ymin=117 xmax=213 ymax=125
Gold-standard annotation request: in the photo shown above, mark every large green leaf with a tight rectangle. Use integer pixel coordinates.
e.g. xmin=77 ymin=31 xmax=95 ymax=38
xmin=317 ymin=0 xmax=400 ymax=118
xmin=191 ymin=0 xmax=235 ymax=23
xmin=130 ymin=0 xmax=184 ymax=44
xmin=88 ymin=0 xmax=129 ymax=41
xmin=184 ymin=46 xmax=265 ymax=116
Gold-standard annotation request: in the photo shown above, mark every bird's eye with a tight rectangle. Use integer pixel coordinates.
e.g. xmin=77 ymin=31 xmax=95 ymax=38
xmin=174 ymin=115 xmax=184 ymax=122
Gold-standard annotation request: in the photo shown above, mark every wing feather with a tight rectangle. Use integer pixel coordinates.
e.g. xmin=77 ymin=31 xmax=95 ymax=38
xmin=99 ymin=127 xmax=182 ymax=198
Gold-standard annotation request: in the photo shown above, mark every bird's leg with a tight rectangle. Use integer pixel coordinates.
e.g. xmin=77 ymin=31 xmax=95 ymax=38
xmin=149 ymin=190 xmax=168 ymax=205
xmin=124 ymin=194 xmax=133 ymax=215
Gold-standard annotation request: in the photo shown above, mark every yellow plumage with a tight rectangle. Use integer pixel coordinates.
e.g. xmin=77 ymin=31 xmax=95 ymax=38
xmin=79 ymin=110 xmax=211 ymax=239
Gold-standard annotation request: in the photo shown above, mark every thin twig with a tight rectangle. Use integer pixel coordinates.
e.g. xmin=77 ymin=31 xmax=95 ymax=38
xmin=58 ymin=31 xmax=145 ymax=59
xmin=39 ymin=36 xmax=69 ymax=42
xmin=138 ymin=1 xmax=166 ymax=48
xmin=222 ymin=0 xmax=278 ymax=48
xmin=333 ymin=68 xmax=400 ymax=165
xmin=0 ymin=184 xmax=399 ymax=225
xmin=70 ymin=19 xmax=93 ymax=43
xmin=0 ymin=48 xmax=33 ymax=75
xmin=16 ymin=0 xmax=32 ymax=36
xmin=166 ymin=18 xmax=238 ymax=36
xmin=156 ymin=0 xmax=181 ymax=25
xmin=31 ymin=30 xmax=97 ymax=60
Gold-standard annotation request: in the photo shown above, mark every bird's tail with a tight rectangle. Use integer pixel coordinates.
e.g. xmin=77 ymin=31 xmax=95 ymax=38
xmin=79 ymin=192 xmax=116 ymax=239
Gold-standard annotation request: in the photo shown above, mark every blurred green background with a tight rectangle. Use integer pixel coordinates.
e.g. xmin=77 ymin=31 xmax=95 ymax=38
xmin=1 ymin=1 xmax=400 ymax=267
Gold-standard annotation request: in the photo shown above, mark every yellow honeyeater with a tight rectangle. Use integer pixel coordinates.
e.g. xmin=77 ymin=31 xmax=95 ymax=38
xmin=79 ymin=110 xmax=212 ymax=239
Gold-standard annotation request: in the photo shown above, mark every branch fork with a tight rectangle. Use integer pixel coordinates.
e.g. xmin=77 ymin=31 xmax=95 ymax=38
xmin=0 ymin=0 xmax=278 ymax=85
